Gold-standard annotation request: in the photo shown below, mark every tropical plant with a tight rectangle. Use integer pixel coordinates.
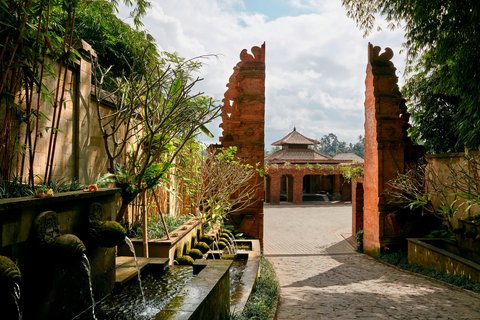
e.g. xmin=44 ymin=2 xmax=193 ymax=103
xmin=73 ymin=0 xmax=159 ymax=90
xmin=386 ymin=161 xmax=457 ymax=232
xmin=93 ymin=50 xmax=220 ymax=221
xmin=387 ymin=154 xmax=480 ymax=234
xmin=145 ymin=213 xmax=191 ymax=239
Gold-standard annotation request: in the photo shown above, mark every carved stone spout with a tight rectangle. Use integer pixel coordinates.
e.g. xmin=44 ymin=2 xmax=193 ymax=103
xmin=33 ymin=211 xmax=86 ymax=263
xmin=0 ymin=255 xmax=21 ymax=285
xmin=88 ymin=203 xmax=126 ymax=247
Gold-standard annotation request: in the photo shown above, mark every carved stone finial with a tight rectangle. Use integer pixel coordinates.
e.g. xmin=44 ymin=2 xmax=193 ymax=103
xmin=368 ymin=43 xmax=394 ymax=64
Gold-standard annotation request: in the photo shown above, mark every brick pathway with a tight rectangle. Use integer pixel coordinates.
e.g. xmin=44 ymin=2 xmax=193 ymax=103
xmin=264 ymin=204 xmax=480 ymax=320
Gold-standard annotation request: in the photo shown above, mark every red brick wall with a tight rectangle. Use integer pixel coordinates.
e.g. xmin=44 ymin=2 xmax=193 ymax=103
xmin=215 ymin=43 xmax=266 ymax=244
xmin=361 ymin=44 xmax=424 ymax=255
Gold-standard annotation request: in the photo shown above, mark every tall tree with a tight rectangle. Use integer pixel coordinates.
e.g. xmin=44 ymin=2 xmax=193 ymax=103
xmin=351 ymin=135 xmax=365 ymax=158
xmin=342 ymin=0 xmax=480 ymax=152
xmin=315 ymin=133 xmax=349 ymax=156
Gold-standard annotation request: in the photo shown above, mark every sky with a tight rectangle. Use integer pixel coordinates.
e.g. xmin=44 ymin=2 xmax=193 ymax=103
xmin=119 ymin=0 xmax=406 ymax=150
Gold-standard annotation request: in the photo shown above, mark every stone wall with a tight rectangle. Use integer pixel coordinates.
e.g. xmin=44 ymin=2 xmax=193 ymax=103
xmin=3 ymin=41 xmax=114 ymax=185
xmin=215 ymin=43 xmax=266 ymax=244
xmin=426 ymin=152 xmax=480 ymax=221
xmin=0 ymin=189 xmax=119 ymax=320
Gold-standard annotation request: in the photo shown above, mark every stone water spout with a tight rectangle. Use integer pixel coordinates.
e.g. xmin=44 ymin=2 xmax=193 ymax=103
xmin=88 ymin=203 xmax=126 ymax=248
xmin=33 ymin=210 xmax=86 ymax=263
xmin=0 ymin=255 xmax=22 ymax=320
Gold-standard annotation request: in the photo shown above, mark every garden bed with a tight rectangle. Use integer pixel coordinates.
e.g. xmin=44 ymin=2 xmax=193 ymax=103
xmin=117 ymin=216 xmax=202 ymax=264
xmin=407 ymin=238 xmax=480 ymax=283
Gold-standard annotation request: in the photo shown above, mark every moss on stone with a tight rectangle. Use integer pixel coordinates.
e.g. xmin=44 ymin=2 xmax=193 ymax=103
xmin=52 ymin=234 xmax=86 ymax=261
xmin=89 ymin=220 xmax=127 ymax=247
xmin=219 ymin=237 xmax=229 ymax=245
xmin=188 ymin=248 xmax=204 ymax=259
xmin=220 ymin=232 xmax=231 ymax=240
xmin=200 ymin=235 xmax=214 ymax=245
xmin=217 ymin=241 xmax=227 ymax=250
xmin=195 ymin=241 xmax=210 ymax=254
xmin=0 ymin=256 xmax=21 ymax=284
xmin=176 ymin=255 xmax=195 ymax=266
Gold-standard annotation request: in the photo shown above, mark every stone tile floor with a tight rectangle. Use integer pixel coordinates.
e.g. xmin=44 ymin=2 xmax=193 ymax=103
xmin=264 ymin=204 xmax=480 ymax=320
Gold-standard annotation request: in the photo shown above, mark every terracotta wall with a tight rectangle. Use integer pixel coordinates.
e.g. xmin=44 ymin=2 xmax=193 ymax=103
xmin=361 ymin=43 xmax=424 ymax=255
xmin=215 ymin=43 xmax=266 ymax=244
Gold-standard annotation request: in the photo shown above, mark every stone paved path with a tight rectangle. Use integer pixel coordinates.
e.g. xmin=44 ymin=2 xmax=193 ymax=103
xmin=264 ymin=204 xmax=480 ymax=320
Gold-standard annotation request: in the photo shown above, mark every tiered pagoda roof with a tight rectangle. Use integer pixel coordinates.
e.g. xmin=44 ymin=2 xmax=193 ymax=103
xmin=266 ymin=128 xmax=363 ymax=165
xmin=267 ymin=128 xmax=333 ymax=164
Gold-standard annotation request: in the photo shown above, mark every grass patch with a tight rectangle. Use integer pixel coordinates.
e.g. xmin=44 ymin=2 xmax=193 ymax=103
xmin=230 ymin=256 xmax=279 ymax=320
xmin=380 ymin=250 xmax=480 ymax=293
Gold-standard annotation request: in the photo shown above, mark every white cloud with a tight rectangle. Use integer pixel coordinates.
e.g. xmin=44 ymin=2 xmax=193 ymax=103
xmin=119 ymin=0 xmax=406 ymax=147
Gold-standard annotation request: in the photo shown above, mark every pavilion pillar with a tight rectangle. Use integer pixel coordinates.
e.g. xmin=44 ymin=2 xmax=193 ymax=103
xmin=286 ymin=175 xmax=294 ymax=202
xmin=333 ymin=174 xmax=342 ymax=200
xmin=292 ymin=173 xmax=303 ymax=204
xmin=269 ymin=174 xmax=281 ymax=205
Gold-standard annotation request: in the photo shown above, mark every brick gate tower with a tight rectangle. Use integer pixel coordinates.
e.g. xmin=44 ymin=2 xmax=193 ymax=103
xmin=216 ymin=43 xmax=266 ymax=245
xmin=362 ymin=43 xmax=424 ymax=255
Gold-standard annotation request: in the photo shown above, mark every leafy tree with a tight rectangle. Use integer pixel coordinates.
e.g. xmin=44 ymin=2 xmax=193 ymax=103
xmin=72 ymin=0 xmax=160 ymax=88
xmin=94 ymin=51 xmax=221 ymax=222
xmin=313 ymin=133 xmax=364 ymax=157
xmin=342 ymin=0 xmax=480 ymax=152
xmin=351 ymin=135 xmax=365 ymax=158
xmin=265 ymin=146 xmax=280 ymax=157
xmin=317 ymin=133 xmax=348 ymax=156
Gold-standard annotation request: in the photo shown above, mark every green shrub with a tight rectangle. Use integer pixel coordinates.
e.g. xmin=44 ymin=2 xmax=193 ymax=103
xmin=188 ymin=249 xmax=204 ymax=259
xmin=176 ymin=255 xmax=194 ymax=266
xmin=231 ymin=256 xmax=279 ymax=320
xmin=195 ymin=242 xmax=210 ymax=254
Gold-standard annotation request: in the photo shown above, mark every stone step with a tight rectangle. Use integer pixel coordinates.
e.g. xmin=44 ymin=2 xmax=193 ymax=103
xmin=115 ymin=256 xmax=169 ymax=288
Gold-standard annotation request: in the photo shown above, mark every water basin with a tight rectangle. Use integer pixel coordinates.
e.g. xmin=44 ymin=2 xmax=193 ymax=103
xmin=75 ymin=266 xmax=194 ymax=320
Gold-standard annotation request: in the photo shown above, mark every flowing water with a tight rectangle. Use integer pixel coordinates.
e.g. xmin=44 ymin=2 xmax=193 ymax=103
xmin=224 ymin=233 xmax=237 ymax=255
xmin=12 ymin=282 xmax=22 ymax=320
xmin=124 ymin=237 xmax=146 ymax=306
xmin=76 ymin=266 xmax=194 ymax=320
xmin=81 ymin=253 xmax=97 ymax=320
